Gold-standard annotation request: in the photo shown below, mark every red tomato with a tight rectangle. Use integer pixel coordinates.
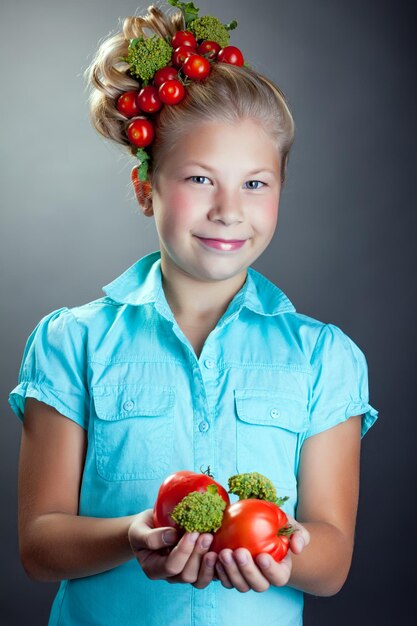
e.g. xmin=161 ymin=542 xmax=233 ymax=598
xmin=171 ymin=30 xmax=197 ymax=49
xmin=116 ymin=91 xmax=140 ymax=117
xmin=126 ymin=118 xmax=154 ymax=147
xmin=197 ymin=40 xmax=221 ymax=60
xmin=171 ymin=45 xmax=195 ymax=68
xmin=158 ymin=79 xmax=185 ymax=105
xmin=182 ymin=54 xmax=211 ymax=80
xmin=211 ymin=499 xmax=292 ymax=563
xmin=153 ymin=470 xmax=230 ymax=531
xmin=217 ymin=45 xmax=245 ymax=66
xmin=153 ymin=65 xmax=179 ymax=88
xmin=137 ymin=85 xmax=163 ymax=113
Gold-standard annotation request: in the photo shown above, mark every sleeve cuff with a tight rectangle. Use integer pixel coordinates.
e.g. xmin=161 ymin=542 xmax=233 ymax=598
xmin=304 ymin=400 xmax=379 ymax=440
xmin=8 ymin=380 xmax=88 ymax=431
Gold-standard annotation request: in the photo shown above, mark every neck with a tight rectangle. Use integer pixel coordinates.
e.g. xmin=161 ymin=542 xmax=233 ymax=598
xmin=160 ymin=259 xmax=247 ymax=324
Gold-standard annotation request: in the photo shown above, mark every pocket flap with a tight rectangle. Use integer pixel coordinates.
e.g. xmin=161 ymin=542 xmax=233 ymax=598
xmin=92 ymin=384 xmax=175 ymax=421
xmin=234 ymin=388 xmax=309 ymax=433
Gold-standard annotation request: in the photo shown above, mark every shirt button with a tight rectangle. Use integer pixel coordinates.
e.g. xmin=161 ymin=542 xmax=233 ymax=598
xmin=270 ymin=408 xmax=281 ymax=419
xmin=123 ymin=400 xmax=134 ymax=411
xmin=199 ymin=421 xmax=210 ymax=432
xmin=204 ymin=358 xmax=215 ymax=369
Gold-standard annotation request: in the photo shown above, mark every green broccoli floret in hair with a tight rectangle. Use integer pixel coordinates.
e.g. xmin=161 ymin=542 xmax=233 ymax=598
xmin=171 ymin=487 xmax=226 ymax=533
xmin=188 ymin=16 xmax=234 ymax=48
xmin=123 ymin=35 xmax=173 ymax=83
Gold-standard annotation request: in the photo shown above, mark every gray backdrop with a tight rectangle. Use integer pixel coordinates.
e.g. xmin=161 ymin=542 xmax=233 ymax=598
xmin=1 ymin=0 xmax=415 ymax=624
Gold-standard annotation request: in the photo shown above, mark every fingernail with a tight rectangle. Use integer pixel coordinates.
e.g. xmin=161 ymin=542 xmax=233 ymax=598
xmin=188 ymin=532 xmax=199 ymax=544
xmin=206 ymin=556 xmax=216 ymax=568
xmin=298 ymin=536 xmax=305 ymax=549
xmin=162 ymin=530 xmax=177 ymax=545
xmin=258 ymin=555 xmax=271 ymax=569
xmin=221 ymin=551 xmax=232 ymax=564
xmin=202 ymin=536 xmax=213 ymax=549
xmin=235 ymin=552 xmax=248 ymax=565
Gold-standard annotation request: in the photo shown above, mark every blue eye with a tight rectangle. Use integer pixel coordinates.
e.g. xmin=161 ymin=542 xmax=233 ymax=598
xmin=244 ymin=180 xmax=265 ymax=190
xmin=189 ymin=176 xmax=210 ymax=184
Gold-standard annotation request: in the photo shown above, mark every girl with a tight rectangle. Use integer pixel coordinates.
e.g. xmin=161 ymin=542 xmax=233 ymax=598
xmin=8 ymin=3 xmax=379 ymax=625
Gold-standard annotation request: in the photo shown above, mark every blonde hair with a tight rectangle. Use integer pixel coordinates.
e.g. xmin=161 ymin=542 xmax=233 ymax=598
xmin=84 ymin=4 xmax=295 ymax=187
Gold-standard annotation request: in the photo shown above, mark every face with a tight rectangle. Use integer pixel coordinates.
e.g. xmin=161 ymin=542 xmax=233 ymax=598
xmin=141 ymin=118 xmax=282 ymax=287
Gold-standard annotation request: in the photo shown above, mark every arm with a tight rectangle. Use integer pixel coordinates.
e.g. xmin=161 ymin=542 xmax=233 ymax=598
xmin=288 ymin=413 xmax=362 ymax=595
xmin=19 ymin=398 xmax=217 ymax=584
xmin=214 ymin=415 xmax=361 ymax=596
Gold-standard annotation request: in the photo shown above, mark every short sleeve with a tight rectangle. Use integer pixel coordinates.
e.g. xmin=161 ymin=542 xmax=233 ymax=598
xmin=8 ymin=307 xmax=89 ymax=430
xmin=304 ymin=323 xmax=379 ymax=439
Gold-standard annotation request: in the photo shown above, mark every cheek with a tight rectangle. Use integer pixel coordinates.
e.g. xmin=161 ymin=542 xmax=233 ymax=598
xmin=162 ymin=189 xmax=197 ymax=229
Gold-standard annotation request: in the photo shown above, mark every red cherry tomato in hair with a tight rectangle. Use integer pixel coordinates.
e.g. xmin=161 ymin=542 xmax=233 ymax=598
xmin=171 ymin=45 xmax=195 ymax=68
xmin=158 ymin=79 xmax=185 ymax=105
xmin=116 ymin=91 xmax=140 ymax=117
xmin=182 ymin=54 xmax=211 ymax=80
xmin=137 ymin=85 xmax=163 ymax=113
xmin=217 ymin=45 xmax=244 ymax=66
xmin=153 ymin=65 xmax=179 ymax=88
xmin=197 ymin=40 xmax=221 ymax=60
xmin=127 ymin=118 xmax=154 ymax=147
xmin=171 ymin=30 xmax=197 ymax=49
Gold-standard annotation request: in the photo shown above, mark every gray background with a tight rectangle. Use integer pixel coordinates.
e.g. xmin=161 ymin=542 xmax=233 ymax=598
xmin=1 ymin=0 xmax=415 ymax=624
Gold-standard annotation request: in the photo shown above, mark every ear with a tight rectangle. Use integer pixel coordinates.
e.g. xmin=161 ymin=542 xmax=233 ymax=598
xmin=131 ymin=166 xmax=153 ymax=216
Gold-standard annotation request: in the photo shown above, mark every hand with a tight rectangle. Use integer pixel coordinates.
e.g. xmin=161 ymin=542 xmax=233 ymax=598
xmin=128 ymin=508 xmax=218 ymax=589
xmin=214 ymin=514 xmax=310 ymax=592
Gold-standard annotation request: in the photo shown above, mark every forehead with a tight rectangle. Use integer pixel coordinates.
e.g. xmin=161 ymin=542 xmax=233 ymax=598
xmin=163 ymin=118 xmax=280 ymax=173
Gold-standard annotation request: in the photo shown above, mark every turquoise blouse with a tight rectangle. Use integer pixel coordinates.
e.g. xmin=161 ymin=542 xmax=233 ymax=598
xmin=8 ymin=249 xmax=379 ymax=626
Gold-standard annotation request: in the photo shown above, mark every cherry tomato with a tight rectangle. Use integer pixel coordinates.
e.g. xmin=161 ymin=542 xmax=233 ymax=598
xmin=197 ymin=40 xmax=221 ymax=60
xmin=153 ymin=470 xmax=230 ymax=531
xmin=137 ymin=85 xmax=163 ymax=113
xmin=126 ymin=118 xmax=154 ymax=147
xmin=171 ymin=45 xmax=195 ymax=69
xmin=153 ymin=65 xmax=179 ymax=88
xmin=211 ymin=499 xmax=292 ymax=563
xmin=116 ymin=91 xmax=140 ymax=117
xmin=217 ymin=45 xmax=245 ymax=67
xmin=158 ymin=79 xmax=185 ymax=105
xmin=171 ymin=30 xmax=197 ymax=50
xmin=182 ymin=54 xmax=211 ymax=80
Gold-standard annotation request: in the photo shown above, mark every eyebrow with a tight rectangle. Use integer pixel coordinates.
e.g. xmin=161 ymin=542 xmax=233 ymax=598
xmin=181 ymin=161 xmax=277 ymax=176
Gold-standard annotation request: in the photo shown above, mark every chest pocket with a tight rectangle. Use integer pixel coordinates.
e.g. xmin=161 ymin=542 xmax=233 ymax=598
xmin=92 ymin=384 xmax=175 ymax=481
xmin=234 ymin=388 xmax=309 ymax=497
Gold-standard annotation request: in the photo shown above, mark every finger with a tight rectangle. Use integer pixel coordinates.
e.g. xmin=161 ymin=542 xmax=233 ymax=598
xmin=162 ymin=532 xmax=201 ymax=578
xmin=232 ymin=549 xmax=270 ymax=593
xmin=215 ymin=561 xmax=233 ymax=589
xmin=255 ymin=551 xmax=293 ymax=587
xmin=192 ymin=550 xmax=218 ymax=589
xmin=128 ymin=510 xmax=178 ymax=553
xmin=285 ymin=514 xmax=310 ymax=554
xmin=179 ymin=534 xmax=214 ymax=584
xmin=218 ymin=549 xmax=251 ymax=592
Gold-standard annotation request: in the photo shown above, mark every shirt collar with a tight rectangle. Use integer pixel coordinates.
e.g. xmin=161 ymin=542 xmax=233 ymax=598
xmin=102 ymin=250 xmax=296 ymax=317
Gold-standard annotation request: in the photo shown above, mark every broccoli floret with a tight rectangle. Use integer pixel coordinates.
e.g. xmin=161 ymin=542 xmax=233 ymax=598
xmin=123 ymin=35 xmax=173 ymax=83
xmin=188 ymin=16 xmax=232 ymax=48
xmin=135 ymin=148 xmax=151 ymax=182
xmin=228 ymin=472 xmax=289 ymax=507
xmin=171 ymin=487 xmax=226 ymax=533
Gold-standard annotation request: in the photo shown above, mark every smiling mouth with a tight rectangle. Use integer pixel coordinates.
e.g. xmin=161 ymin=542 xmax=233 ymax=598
xmin=195 ymin=236 xmax=248 ymax=252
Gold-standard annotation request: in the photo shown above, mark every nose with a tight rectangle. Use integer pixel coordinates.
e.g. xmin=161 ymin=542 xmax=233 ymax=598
xmin=207 ymin=187 xmax=244 ymax=225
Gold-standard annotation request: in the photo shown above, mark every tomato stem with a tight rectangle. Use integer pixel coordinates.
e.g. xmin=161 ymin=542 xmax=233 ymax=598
xmin=278 ymin=523 xmax=295 ymax=537
xmin=200 ymin=464 xmax=214 ymax=478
